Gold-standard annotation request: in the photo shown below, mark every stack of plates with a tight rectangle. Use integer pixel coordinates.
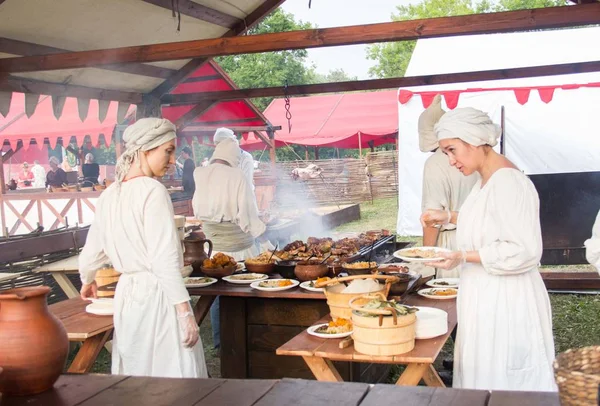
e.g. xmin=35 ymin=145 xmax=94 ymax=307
xmin=86 ymin=298 xmax=114 ymax=316
xmin=414 ymin=306 xmax=448 ymax=339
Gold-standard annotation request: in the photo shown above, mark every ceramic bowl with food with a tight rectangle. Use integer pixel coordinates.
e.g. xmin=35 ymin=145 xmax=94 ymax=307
xmin=274 ymin=260 xmax=297 ymax=279
xmin=294 ymin=260 xmax=329 ymax=282
xmin=244 ymin=253 xmax=276 ymax=274
xmin=200 ymin=265 xmax=236 ymax=278
xmin=341 ymin=261 xmax=378 ymax=276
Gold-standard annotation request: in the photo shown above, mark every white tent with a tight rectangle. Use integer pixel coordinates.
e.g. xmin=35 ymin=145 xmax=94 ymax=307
xmin=396 ymin=27 xmax=600 ymax=236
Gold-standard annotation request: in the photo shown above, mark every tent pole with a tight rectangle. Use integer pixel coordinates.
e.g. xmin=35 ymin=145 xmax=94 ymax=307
xmin=500 ymin=105 xmax=506 ymax=155
xmin=305 ymin=146 xmax=308 ymax=160
xmin=0 ymin=158 xmax=5 ymax=194
xmin=358 ymin=131 xmax=362 ymax=157
xmin=314 ymin=147 xmax=319 ymax=160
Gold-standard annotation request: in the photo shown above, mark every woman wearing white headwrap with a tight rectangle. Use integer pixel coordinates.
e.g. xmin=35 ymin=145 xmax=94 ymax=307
xmin=213 ymin=127 xmax=256 ymax=192
xmin=420 ymin=108 xmax=556 ymax=392
xmin=192 ymin=137 xmax=268 ymax=348
xmin=419 ymin=95 xmax=478 ymax=278
xmin=78 ymin=118 xmax=207 ymax=378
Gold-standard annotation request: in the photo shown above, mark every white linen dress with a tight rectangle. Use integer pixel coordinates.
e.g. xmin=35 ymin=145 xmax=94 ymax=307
xmin=79 ymin=178 xmax=207 ymax=378
xmin=454 ymin=168 xmax=556 ymax=391
xmin=422 ymin=149 xmax=478 ymax=278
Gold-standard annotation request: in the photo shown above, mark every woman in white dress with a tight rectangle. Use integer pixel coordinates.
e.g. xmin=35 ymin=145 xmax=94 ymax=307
xmin=78 ymin=118 xmax=207 ymax=378
xmin=420 ymin=108 xmax=556 ymax=392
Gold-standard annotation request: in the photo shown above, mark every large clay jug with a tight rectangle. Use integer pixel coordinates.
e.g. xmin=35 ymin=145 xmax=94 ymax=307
xmin=183 ymin=237 xmax=213 ymax=276
xmin=0 ymin=286 xmax=69 ymax=396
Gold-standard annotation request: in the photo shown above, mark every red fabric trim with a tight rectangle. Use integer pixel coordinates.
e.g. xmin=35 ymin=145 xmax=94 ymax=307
xmin=514 ymin=89 xmax=531 ymax=105
xmin=538 ymin=88 xmax=555 ymax=104
xmin=398 ymin=90 xmax=414 ymax=104
xmin=420 ymin=93 xmax=436 ymax=108
xmin=443 ymin=91 xmax=461 ymax=109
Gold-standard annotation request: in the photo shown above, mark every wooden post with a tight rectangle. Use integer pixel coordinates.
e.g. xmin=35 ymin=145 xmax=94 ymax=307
xmin=0 ymin=158 xmax=5 ymax=194
xmin=267 ymin=128 xmax=276 ymax=166
xmin=358 ymin=131 xmax=363 ymax=157
xmin=314 ymin=147 xmax=319 ymax=160
xmin=305 ymin=146 xmax=309 ymax=160
xmin=136 ymin=95 xmax=162 ymax=120
xmin=500 ymin=105 xmax=506 ymax=156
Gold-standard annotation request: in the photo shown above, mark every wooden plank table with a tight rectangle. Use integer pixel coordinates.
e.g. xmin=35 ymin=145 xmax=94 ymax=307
xmin=1 ymin=375 xmax=560 ymax=406
xmin=49 ymin=298 xmax=114 ymax=374
xmin=277 ymin=295 xmax=457 ymax=387
xmin=34 ymin=255 xmax=80 ymax=298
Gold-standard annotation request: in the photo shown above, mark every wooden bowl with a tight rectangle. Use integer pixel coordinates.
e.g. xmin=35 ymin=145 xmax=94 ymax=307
xmin=94 ymin=184 xmax=106 ymax=191
xmin=341 ymin=261 xmax=378 ymax=276
xmin=80 ymin=186 xmax=94 ymax=193
xmin=294 ymin=261 xmax=328 ymax=282
xmin=200 ymin=265 xmax=236 ymax=278
xmin=244 ymin=261 xmax=275 ymax=274
xmin=274 ymin=261 xmax=297 ymax=279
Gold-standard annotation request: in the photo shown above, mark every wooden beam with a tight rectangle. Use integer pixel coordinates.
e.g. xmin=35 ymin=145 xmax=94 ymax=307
xmin=142 ymin=0 xmax=241 ymax=28
xmin=0 ymin=76 xmax=142 ymax=104
xmin=175 ymin=100 xmax=217 ymax=129
xmin=161 ymin=60 xmax=600 ymax=105
xmin=182 ymin=125 xmax=282 ymax=132
xmin=1 ymin=4 xmax=599 ymax=72
xmin=252 ymin=131 xmax=273 ymax=148
xmin=149 ymin=0 xmax=286 ymax=98
xmin=0 ymin=37 xmax=175 ymax=79
xmin=183 ymin=74 xmax=223 ymax=83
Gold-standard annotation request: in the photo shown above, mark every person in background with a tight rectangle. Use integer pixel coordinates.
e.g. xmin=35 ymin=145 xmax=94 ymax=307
xmin=213 ymin=127 xmax=255 ymax=192
xmin=419 ymin=95 xmax=478 ymax=279
xmin=17 ymin=162 xmax=34 ymax=188
xmin=201 ymin=157 xmax=209 ymax=167
xmin=46 ymin=157 xmax=67 ymax=188
xmin=31 ymin=160 xmax=46 ymax=188
xmin=82 ymin=153 xmax=100 ymax=185
xmin=193 ymin=138 xmax=270 ymax=349
xmin=78 ymin=118 xmax=207 ymax=378
xmin=176 ymin=146 xmax=195 ymax=195
xmin=421 ymin=107 xmax=556 ymax=392
xmin=585 ymin=210 xmax=600 ymax=274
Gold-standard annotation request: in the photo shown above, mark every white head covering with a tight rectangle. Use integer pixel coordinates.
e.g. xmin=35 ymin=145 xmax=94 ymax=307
xmin=85 ymin=153 xmax=94 ymax=163
xmin=435 ymin=107 xmax=501 ymax=147
xmin=49 ymin=156 xmax=60 ymax=166
xmin=210 ymin=137 xmax=241 ymax=168
xmin=213 ymin=127 xmax=236 ymax=145
xmin=115 ymin=118 xmax=177 ymax=183
xmin=418 ymin=94 xmax=445 ymax=152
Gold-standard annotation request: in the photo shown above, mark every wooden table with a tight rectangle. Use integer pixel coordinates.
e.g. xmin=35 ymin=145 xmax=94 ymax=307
xmin=49 ymin=298 xmax=114 ymax=373
xmin=277 ymin=295 xmax=457 ymax=387
xmin=34 ymin=255 xmax=80 ymax=298
xmin=1 ymin=374 xmax=560 ymax=406
xmin=186 ymin=278 xmax=429 ymax=382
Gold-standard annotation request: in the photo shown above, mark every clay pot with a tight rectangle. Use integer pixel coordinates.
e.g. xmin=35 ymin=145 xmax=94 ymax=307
xmin=294 ymin=261 xmax=329 ymax=282
xmin=183 ymin=237 xmax=213 ymax=276
xmin=0 ymin=286 xmax=69 ymax=396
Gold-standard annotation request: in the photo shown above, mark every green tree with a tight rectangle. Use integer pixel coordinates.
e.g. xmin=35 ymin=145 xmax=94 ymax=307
xmin=366 ymin=0 xmax=566 ymax=78
xmin=216 ymin=8 xmax=316 ymax=111
xmin=308 ymin=68 xmax=358 ymax=84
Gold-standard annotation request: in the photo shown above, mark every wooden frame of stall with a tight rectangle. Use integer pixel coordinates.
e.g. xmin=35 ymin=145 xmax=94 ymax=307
xmin=0 ymin=3 xmax=598 ymax=295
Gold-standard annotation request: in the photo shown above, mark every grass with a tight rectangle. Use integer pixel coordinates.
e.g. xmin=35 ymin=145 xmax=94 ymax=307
xmin=73 ymin=198 xmax=600 ymax=383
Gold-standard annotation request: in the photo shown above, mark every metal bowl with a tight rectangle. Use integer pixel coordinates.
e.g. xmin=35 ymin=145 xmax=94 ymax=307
xmin=274 ymin=260 xmax=297 ymax=279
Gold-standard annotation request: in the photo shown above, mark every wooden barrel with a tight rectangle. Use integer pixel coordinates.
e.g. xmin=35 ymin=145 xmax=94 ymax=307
xmin=95 ymin=267 xmax=120 ymax=298
xmin=349 ymin=294 xmax=416 ymax=356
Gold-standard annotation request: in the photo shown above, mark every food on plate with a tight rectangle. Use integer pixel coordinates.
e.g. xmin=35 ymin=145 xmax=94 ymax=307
xmin=184 ymin=277 xmax=213 ymax=285
xmin=258 ymin=279 xmax=293 ymax=288
xmin=203 ymin=252 xmax=237 ymax=268
xmin=341 ymin=278 xmax=382 ymax=294
xmin=342 ymin=261 xmax=377 ymax=269
xmin=228 ymin=274 xmax=265 ymax=281
xmin=315 ymin=318 xmax=353 ymax=334
xmin=378 ymin=264 xmax=409 ymax=273
xmin=354 ymin=298 xmax=418 ymax=317
xmin=431 ymin=281 xmax=450 ymax=286
xmin=246 ymin=252 xmax=276 ymax=265
xmin=401 ymin=248 xmax=440 ymax=259
xmin=308 ymin=277 xmax=330 ymax=288
xmin=422 ymin=288 xmax=457 ymax=296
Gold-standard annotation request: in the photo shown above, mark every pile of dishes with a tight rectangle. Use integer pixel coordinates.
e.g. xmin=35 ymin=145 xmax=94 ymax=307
xmin=414 ymin=306 xmax=448 ymax=339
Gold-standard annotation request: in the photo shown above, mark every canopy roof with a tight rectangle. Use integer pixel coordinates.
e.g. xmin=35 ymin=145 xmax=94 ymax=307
xmin=240 ymin=91 xmax=398 ymax=151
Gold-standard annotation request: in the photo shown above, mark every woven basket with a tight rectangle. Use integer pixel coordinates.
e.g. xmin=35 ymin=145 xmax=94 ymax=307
xmin=554 ymin=346 xmax=600 ymax=406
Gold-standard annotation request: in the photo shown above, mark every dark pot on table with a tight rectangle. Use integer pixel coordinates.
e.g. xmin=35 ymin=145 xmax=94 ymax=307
xmin=183 ymin=237 xmax=213 ymax=276
xmin=274 ymin=260 xmax=297 ymax=279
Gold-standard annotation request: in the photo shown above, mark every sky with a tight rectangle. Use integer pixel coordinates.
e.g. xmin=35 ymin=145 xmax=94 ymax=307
xmin=280 ymin=0 xmax=413 ymax=80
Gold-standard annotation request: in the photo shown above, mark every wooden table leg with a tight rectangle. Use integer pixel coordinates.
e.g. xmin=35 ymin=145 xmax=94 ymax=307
xmin=422 ymin=364 xmax=445 ymax=387
xmin=302 ymin=356 xmax=344 ymax=382
xmin=68 ymin=330 xmax=112 ymax=374
xmin=52 ymin=273 xmax=80 ymax=299
xmin=395 ymin=363 xmax=429 ymax=386
xmin=193 ymin=295 xmax=216 ymax=325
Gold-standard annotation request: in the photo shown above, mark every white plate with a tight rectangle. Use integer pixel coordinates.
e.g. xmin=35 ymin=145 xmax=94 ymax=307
xmin=417 ymin=288 xmax=458 ymax=300
xmin=393 ymin=247 xmax=451 ymax=263
xmin=86 ymin=302 xmax=113 ymax=316
xmin=250 ymin=279 xmax=300 ymax=291
xmin=300 ymin=280 xmax=324 ymax=292
xmin=307 ymin=323 xmax=353 ymax=339
xmin=415 ymin=306 xmax=448 ymax=339
xmin=222 ymin=273 xmax=268 ymax=284
xmin=426 ymin=278 xmax=459 ymax=289
xmin=184 ymin=277 xmax=218 ymax=288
